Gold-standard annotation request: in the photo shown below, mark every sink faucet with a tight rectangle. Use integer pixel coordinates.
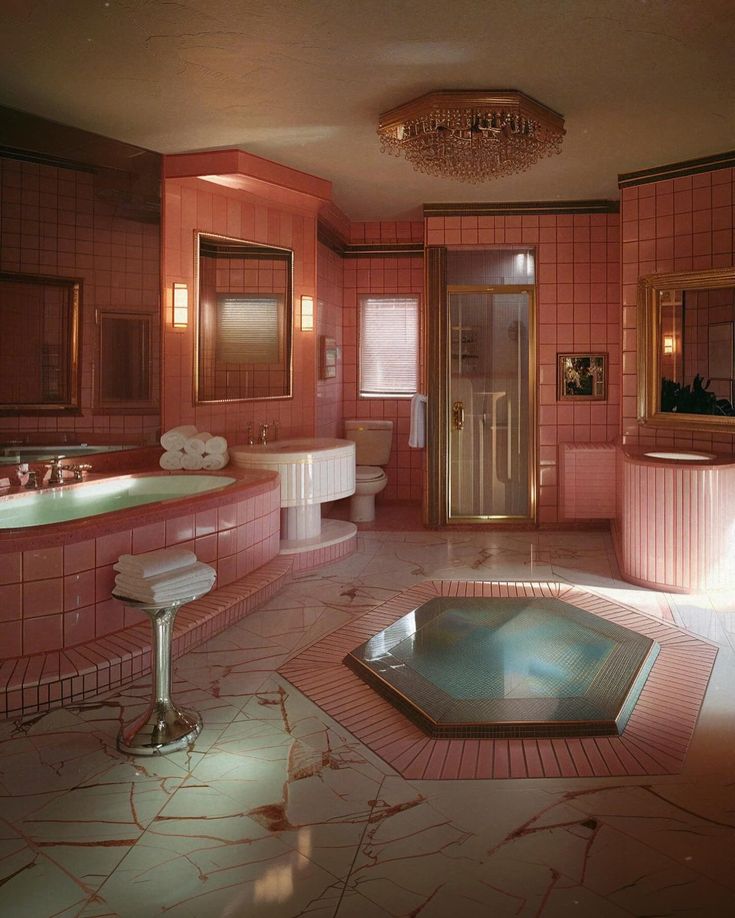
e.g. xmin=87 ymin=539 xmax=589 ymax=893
xmin=45 ymin=456 xmax=67 ymax=486
xmin=260 ymin=423 xmax=269 ymax=446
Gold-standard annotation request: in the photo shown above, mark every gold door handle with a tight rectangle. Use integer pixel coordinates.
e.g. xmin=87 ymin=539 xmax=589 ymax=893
xmin=452 ymin=400 xmax=465 ymax=430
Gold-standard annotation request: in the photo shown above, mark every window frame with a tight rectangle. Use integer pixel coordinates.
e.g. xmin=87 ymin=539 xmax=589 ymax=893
xmin=358 ymin=292 xmax=420 ymax=399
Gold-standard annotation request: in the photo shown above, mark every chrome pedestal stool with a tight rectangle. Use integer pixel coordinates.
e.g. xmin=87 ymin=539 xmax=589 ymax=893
xmin=112 ymin=592 xmax=206 ymax=755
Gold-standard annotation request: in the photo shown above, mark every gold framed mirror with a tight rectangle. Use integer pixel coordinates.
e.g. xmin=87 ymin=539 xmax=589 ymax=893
xmin=638 ymin=266 xmax=735 ymax=432
xmin=195 ymin=232 xmax=293 ymax=404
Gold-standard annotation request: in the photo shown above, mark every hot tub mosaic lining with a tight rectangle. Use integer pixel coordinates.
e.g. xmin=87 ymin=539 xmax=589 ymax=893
xmin=279 ymin=581 xmax=718 ymax=780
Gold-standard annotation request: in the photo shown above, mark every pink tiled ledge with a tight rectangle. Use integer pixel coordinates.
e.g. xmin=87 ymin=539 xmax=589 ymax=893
xmin=0 ymin=556 xmax=292 ymax=720
xmin=280 ymin=580 xmax=718 ymax=780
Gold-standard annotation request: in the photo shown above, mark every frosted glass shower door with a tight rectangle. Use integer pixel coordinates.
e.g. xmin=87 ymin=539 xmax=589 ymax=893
xmin=448 ymin=289 xmax=532 ymax=520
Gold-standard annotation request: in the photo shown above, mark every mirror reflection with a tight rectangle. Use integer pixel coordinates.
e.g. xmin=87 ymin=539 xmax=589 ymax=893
xmin=196 ymin=233 xmax=293 ymax=403
xmin=638 ymin=267 xmax=735 ymax=433
xmin=0 ymin=272 xmax=80 ymax=411
xmin=98 ymin=312 xmax=158 ymax=409
xmin=659 ymin=286 xmax=735 ymax=416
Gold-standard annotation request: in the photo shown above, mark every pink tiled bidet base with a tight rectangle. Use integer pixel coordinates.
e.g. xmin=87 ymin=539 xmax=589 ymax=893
xmin=279 ymin=581 xmax=717 ymax=779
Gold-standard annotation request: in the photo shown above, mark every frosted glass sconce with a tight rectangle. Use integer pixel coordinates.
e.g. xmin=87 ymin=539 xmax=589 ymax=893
xmin=172 ymin=282 xmax=189 ymax=328
xmin=300 ymin=295 xmax=314 ymax=331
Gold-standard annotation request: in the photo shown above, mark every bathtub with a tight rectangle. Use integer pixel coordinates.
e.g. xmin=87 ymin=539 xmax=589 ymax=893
xmin=0 ymin=469 xmax=282 ymax=670
xmin=0 ymin=474 xmax=236 ymax=529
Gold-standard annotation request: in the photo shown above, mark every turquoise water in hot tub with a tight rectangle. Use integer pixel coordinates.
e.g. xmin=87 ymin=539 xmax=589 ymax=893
xmin=0 ymin=475 xmax=236 ymax=528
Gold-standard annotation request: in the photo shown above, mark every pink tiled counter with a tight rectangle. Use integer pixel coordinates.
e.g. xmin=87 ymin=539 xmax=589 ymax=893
xmin=614 ymin=449 xmax=735 ymax=592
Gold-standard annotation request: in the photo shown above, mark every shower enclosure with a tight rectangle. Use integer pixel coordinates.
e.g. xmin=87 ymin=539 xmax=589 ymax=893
xmin=427 ymin=248 xmax=536 ymax=524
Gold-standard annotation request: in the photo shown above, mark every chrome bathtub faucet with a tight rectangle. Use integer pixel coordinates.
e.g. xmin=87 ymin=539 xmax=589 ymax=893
xmin=44 ymin=457 xmax=93 ymax=485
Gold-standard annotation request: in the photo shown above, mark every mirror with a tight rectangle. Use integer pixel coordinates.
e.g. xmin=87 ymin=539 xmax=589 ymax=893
xmin=638 ymin=266 xmax=735 ymax=432
xmin=97 ymin=311 xmax=159 ymax=410
xmin=0 ymin=272 xmax=80 ymax=412
xmin=196 ymin=233 xmax=293 ymax=403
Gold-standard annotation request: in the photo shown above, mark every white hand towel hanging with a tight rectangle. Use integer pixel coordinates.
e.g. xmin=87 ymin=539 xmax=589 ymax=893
xmin=408 ymin=393 xmax=428 ymax=448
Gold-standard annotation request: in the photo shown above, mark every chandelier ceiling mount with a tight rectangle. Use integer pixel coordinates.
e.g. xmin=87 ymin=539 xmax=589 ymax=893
xmin=377 ymin=90 xmax=566 ymax=183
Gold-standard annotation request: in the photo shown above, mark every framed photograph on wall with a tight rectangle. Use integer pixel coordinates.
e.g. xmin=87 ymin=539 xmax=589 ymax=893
xmin=557 ymin=353 xmax=608 ymax=401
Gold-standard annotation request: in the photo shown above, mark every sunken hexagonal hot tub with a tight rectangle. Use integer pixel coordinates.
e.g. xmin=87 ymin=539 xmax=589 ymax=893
xmin=344 ymin=595 xmax=660 ymax=739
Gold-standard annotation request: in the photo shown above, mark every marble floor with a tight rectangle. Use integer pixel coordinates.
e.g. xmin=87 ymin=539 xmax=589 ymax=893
xmin=1 ymin=527 xmax=734 ymax=917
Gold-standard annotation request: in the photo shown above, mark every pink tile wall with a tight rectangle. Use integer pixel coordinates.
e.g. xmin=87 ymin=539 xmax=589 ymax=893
xmin=0 ymin=157 xmax=160 ymax=442
xmin=349 ymin=221 xmax=424 ymax=244
xmin=162 ymin=176 xmax=317 ymax=443
xmin=341 ymin=252 xmax=426 ymax=502
xmin=426 ymin=213 xmax=621 ymax=523
xmin=316 ymin=243 xmax=344 ymax=437
xmin=620 ymin=167 xmax=735 ymax=453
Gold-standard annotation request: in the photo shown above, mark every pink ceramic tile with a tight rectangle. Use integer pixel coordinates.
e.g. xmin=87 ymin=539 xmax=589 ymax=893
xmin=63 ymin=540 xmax=95 ymax=575
xmin=23 ymin=614 xmax=63 ymax=654
xmin=63 ymin=605 xmax=96 ymax=647
xmin=165 ymin=514 xmax=195 ymax=545
xmin=195 ymin=509 xmax=218 ymax=537
xmin=22 ymin=577 xmax=63 ymax=618
xmin=0 ymin=551 xmax=21 ymax=585
xmin=217 ymin=503 xmax=238 ymax=531
xmin=23 ymin=547 xmax=63 ymax=581
xmin=132 ymin=521 xmax=166 ymax=554
xmin=63 ymin=570 xmax=96 ymax=611
xmin=0 ymin=583 xmax=22 ymax=622
xmin=96 ymin=530 xmax=132 ymax=566
xmin=217 ymin=527 xmax=237 ymax=559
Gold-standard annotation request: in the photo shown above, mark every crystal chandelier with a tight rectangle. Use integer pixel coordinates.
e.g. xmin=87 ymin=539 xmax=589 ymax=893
xmin=377 ymin=90 xmax=565 ymax=183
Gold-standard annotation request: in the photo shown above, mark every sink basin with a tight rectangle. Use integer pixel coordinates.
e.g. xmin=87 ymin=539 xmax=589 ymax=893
xmin=644 ymin=450 xmax=715 ymax=462
xmin=231 ymin=438 xmax=355 ymax=504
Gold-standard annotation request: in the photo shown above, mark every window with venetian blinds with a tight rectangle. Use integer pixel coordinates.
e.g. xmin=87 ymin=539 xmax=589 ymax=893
xmin=359 ymin=294 xmax=419 ymax=397
xmin=215 ymin=294 xmax=282 ymax=364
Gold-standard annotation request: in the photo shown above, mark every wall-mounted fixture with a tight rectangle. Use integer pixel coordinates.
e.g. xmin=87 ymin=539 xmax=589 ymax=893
xmin=300 ymin=294 xmax=314 ymax=332
xmin=172 ymin=282 xmax=189 ymax=328
xmin=662 ymin=334 xmax=675 ymax=355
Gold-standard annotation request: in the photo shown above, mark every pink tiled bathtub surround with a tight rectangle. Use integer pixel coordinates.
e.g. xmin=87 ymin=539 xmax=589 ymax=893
xmin=0 ymin=555 xmax=293 ymax=720
xmin=280 ymin=580 xmax=717 ymax=779
xmin=0 ymin=469 xmax=281 ymax=659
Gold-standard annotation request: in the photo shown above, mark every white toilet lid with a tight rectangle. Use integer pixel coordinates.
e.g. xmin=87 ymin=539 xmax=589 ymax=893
xmin=355 ymin=465 xmax=385 ymax=482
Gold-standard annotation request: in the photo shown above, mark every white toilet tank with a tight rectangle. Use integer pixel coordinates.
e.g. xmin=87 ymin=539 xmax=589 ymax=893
xmin=344 ymin=419 xmax=393 ymax=465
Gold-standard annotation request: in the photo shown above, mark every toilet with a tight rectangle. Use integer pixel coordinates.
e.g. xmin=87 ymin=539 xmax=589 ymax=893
xmin=343 ymin=419 xmax=393 ymax=522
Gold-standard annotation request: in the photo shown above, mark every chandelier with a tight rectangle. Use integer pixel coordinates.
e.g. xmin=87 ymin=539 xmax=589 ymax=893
xmin=377 ymin=90 xmax=565 ymax=183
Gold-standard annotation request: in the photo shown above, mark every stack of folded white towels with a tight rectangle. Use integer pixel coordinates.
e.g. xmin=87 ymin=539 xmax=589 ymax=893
xmin=113 ymin=547 xmax=216 ymax=604
xmin=159 ymin=425 xmax=229 ymax=471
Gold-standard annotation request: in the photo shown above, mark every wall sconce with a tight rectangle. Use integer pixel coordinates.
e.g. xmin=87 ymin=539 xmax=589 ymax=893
xmin=172 ymin=282 xmax=189 ymax=328
xmin=300 ymin=295 xmax=314 ymax=332
xmin=662 ymin=334 xmax=675 ymax=355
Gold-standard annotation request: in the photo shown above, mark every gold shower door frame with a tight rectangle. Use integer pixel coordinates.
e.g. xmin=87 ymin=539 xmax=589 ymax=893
xmin=426 ymin=252 xmax=536 ymax=526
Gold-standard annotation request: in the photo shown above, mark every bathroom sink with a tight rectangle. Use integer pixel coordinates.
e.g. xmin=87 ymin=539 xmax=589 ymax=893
xmin=644 ymin=450 xmax=715 ymax=462
xmin=230 ymin=438 xmax=355 ymax=505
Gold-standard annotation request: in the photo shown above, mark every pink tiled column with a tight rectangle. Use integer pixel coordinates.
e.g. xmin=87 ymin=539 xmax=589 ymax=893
xmin=619 ymin=454 xmax=735 ymax=591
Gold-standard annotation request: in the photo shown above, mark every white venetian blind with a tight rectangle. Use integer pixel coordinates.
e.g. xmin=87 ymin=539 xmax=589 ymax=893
xmin=216 ymin=294 xmax=281 ymax=364
xmin=359 ymin=295 xmax=419 ymax=397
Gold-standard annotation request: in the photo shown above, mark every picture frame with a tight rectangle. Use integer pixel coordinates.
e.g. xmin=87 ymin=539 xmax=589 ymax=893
xmin=557 ymin=352 xmax=608 ymax=401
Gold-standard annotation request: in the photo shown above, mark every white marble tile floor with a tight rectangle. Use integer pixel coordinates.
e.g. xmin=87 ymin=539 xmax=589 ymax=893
xmin=1 ymin=530 xmax=734 ymax=917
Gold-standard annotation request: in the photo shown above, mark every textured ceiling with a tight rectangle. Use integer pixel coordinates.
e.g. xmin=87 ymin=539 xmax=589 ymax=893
xmin=2 ymin=0 xmax=734 ymax=219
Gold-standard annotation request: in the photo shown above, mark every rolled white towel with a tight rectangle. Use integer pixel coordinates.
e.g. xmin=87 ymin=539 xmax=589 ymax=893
xmin=159 ymin=450 xmax=184 ymax=470
xmin=115 ymin=547 xmax=198 ymax=579
xmin=183 ymin=432 xmax=212 ymax=456
xmin=181 ymin=452 xmax=204 ymax=470
xmin=160 ymin=425 xmax=198 ymax=452
xmin=202 ymin=451 xmax=229 ymax=471
xmin=204 ymin=435 xmax=228 ymax=456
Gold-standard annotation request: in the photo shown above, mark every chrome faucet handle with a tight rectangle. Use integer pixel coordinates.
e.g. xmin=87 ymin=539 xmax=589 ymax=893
xmin=69 ymin=463 xmax=93 ymax=481
xmin=247 ymin=424 xmax=254 ymax=446
xmin=260 ymin=423 xmax=269 ymax=446
xmin=24 ymin=470 xmax=39 ymax=489
xmin=45 ymin=455 xmax=68 ymax=485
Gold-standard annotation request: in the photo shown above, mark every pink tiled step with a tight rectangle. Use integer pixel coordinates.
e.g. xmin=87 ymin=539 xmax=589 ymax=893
xmin=0 ymin=557 xmax=292 ymax=720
